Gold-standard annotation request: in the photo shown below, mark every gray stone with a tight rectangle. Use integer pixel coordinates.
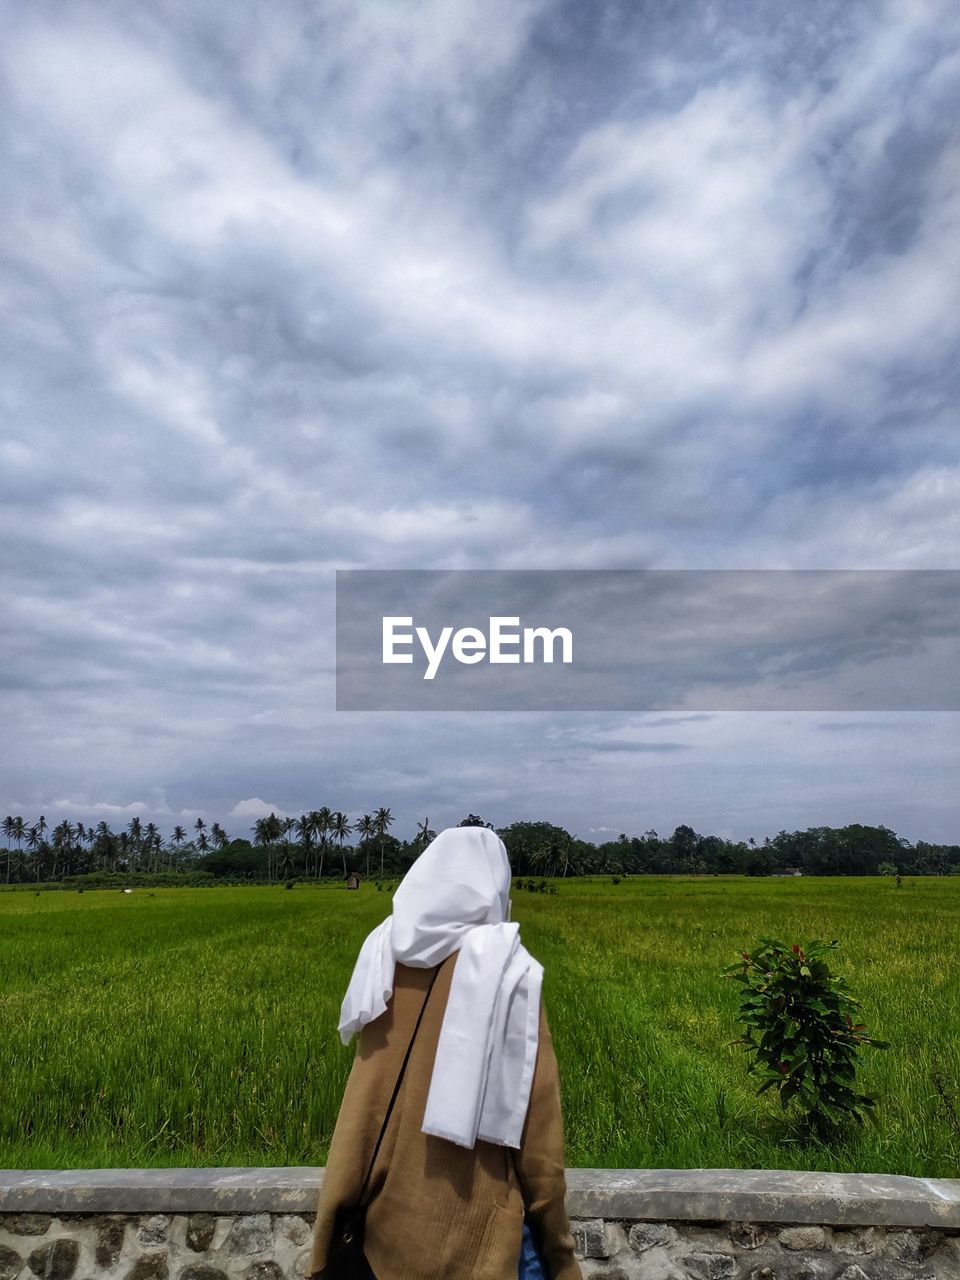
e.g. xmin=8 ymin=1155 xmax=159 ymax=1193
xmin=275 ymin=1216 xmax=310 ymax=1247
xmin=830 ymin=1229 xmax=882 ymax=1257
xmin=242 ymin=1264 xmax=283 ymax=1280
xmin=27 ymin=1240 xmax=80 ymax=1280
xmin=746 ymin=1269 xmax=776 ymax=1280
xmin=794 ymin=1264 xmax=832 ymax=1280
xmin=223 ymin=1215 xmax=272 ymax=1257
xmin=780 ymin=1228 xmax=828 ymax=1252
xmin=573 ymin=1219 xmax=610 ymax=1259
xmin=630 ymin=1223 xmax=678 ymax=1253
xmin=138 ymin=1217 xmax=171 ymax=1246
xmin=731 ymin=1223 xmax=767 ymax=1250
xmin=96 ymin=1218 xmax=126 ymax=1268
xmin=125 ymin=1254 xmax=169 ymax=1280
xmin=4 ymin=1218 xmax=51 ymax=1237
xmin=681 ymin=1251 xmax=736 ymax=1280
xmin=833 ymin=1267 xmax=871 ymax=1280
xmin=0 ymin=1245 xmax=23 ymax=1280
xmin=178 ymin=1268 xmax=228 ymax=1280
xmin=185 ymin=1217 xmax=216 ymax=1254
xmin=886 ymin=1230 xmax=941 ymax=1263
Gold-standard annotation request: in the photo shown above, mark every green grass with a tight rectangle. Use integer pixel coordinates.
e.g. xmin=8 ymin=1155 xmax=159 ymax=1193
xmin=1 ymin=877 xmax=958 ymax=1173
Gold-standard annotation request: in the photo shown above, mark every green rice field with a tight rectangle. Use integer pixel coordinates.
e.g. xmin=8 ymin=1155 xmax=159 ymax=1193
xmin=1 ymin=876 xmax=958 ymax=1174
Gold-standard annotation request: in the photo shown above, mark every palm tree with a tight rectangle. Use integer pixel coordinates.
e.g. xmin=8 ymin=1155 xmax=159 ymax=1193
xmin=51 ymin=820 xmax=74 ymax=880
xmin=281 ymin=817 xmax=296 ymax=879
xmin=210 ymin=822 xmax=228 ymax=850
xmin=127 ymin=817 xmax=143 ymax=870
xmin=26 ymin=824 xmax=43 ymax=882
xmin=172 ymin=825 xmax=187 ymax=873
xmin=295 ymin=814 xmax=314 ymax=877
xmin=374 ymin=807 xmax=394 ymax=878
xmin=2 ymin=816 xmax=14 ymax=883
xmin=331 ymin=811 xmax=352 ymax=877
xmin=356 ymin=814 xmax=376 ymax=877
xmin=277 ymin=841 xmax=294 ymax=880
xmin=313 ymin=807 xmax=332 ymax=879
xmin=143 ymin=822 xmax=160 ymax=872
xmin=93 ymin=821 xmax=113 ymax=872
xmin=252 ymin=817 xmax=273 ymax=880
xmin=12 ymin=816 xmax=26 ymax=874
xmin=416 ymin=817 xmax=435 ymax=852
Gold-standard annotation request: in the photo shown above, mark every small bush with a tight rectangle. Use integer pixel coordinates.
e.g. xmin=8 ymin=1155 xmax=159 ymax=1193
xmin=723 ymin=936 xmax=889 ymax=1134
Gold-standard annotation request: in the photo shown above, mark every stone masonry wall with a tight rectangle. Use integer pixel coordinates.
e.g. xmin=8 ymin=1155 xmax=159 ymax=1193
xmin=2 ymin=1212 xmax=960 ymax=1280
xmin=2 ymin=1169 xmax=960 ymax=1280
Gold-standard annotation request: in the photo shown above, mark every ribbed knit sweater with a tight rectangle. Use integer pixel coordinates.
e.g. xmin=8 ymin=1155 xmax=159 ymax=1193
xmin=308 ymin=950 xmax=583 ymax=1280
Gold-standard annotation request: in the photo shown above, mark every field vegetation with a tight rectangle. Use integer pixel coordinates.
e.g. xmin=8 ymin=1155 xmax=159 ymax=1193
xmin=2 ymin=876 xmax=958 ymax=1174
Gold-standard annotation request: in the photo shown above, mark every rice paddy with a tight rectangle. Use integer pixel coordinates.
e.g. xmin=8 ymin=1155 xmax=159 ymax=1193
xmin=1 ymin=875 xmax=958 ymax=1174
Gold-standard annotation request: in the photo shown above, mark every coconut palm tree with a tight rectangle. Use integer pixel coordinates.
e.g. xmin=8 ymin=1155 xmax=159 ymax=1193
xmin=12 ymin=816 xmax=26 ymax=872
xmin=356 ymin=814 xmax=376 ymax=877
xmin=331 ymin=811 xmax=352 ymax=877
xmin=143 ymin=823 xmax=160 ymax=872
xmin=374 ymin=807 xmax=394 ymax=878
xmin=172 ymin=825 xmax=187 ymax=872
xmin=313 ymin=807 xmax=333 ymax=879
xmin=26 ymin=824 xmax=43 ymax=882
xmin=127 ymin=817 xmax=143 ymax=870
xmin=295 ymin=814 xmax=314 ymax=876
xmin=252 ymin=817 xmax=273 ymax=880
xmin=416 ymin=817 xmax=435 ymax=852
xmin=2 ymin=816 xmax=14 ymax=883
xmin=51 ymin=820 xmax=74 ymax=880
xmin=210 ymin=822 xmax=228 ymax=850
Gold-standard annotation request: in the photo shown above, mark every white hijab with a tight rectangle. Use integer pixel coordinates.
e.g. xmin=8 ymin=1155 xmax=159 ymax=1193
xmin=337 ymin=825 xmax=543 ymax=1150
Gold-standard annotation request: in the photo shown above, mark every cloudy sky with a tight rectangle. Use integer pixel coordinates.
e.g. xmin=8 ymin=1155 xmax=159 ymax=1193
xmin=2 ymin=0 xmax=959 ymax=847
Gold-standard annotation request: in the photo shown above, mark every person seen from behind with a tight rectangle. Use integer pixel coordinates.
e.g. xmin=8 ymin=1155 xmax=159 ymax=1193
xmin=308 ymin=824 xmax=583 ymax=1280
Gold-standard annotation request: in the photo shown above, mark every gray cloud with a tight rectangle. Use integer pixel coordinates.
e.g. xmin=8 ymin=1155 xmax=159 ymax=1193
xmin=2 ymin=0 xmax=959 ymax=843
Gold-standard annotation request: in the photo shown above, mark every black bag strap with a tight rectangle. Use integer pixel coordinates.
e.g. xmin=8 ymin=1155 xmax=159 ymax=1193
xmin=354 ymin=960 xmax=442 ymax=1209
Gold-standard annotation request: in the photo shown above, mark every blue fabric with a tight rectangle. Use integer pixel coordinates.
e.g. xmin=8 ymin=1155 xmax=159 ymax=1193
xmin=518 ymin=1215 xmax=548 ymax=1279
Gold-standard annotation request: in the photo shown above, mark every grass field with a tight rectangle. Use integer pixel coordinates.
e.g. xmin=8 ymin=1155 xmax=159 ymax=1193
xmin=1 ymin=876 xmax=958 ymax=1174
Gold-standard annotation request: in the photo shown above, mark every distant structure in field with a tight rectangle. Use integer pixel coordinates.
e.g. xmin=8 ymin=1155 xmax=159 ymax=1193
xmin=772 ymin=867 xmax=802 ymax=877
xmin=345 ymin=870 xmax=362 ymax=890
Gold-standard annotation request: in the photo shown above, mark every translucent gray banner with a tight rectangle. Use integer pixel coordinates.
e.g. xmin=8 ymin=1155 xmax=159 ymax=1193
xmin=335 ymin=570 xmax=960 ymax=711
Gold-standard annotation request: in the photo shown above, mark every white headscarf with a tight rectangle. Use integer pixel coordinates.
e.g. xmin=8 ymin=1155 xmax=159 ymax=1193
xmin=337 ymin=826 xmax=544 ymax=1150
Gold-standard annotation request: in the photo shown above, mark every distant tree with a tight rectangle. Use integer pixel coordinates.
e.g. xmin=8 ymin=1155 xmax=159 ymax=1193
xmin=375 ymin=807 xmax=394 ymax=877
xmin=416 ymin=817 xmax=436 ymax=851
xmin=458 ymin=814 xmax=493 ymax=828
xmin=332 ymin=811 xmax=353 ymax=876
xmin=357 ymin=813 xmax=376 ymax=877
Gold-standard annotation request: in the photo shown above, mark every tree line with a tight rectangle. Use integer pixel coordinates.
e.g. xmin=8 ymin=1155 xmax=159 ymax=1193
xmin=2 ymin=809 xmax=958 ymax=886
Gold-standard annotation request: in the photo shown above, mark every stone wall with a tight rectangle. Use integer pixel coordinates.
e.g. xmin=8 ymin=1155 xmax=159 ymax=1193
xmin=2 ymin=1168 xmax=959 ymax=1280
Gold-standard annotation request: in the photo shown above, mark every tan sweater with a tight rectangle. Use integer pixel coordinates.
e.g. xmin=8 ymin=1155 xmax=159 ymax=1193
xmin=309 ymin=951 xmax=583 ymax=1280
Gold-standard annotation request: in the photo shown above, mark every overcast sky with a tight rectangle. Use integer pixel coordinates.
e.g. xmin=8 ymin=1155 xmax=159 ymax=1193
xmin=2 ymin=0 xmax=959 ymax=847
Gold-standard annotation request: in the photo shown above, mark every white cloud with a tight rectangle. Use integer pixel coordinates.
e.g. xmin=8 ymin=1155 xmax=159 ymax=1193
xmin=229 ymin=797 xmax=288 ymax=820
